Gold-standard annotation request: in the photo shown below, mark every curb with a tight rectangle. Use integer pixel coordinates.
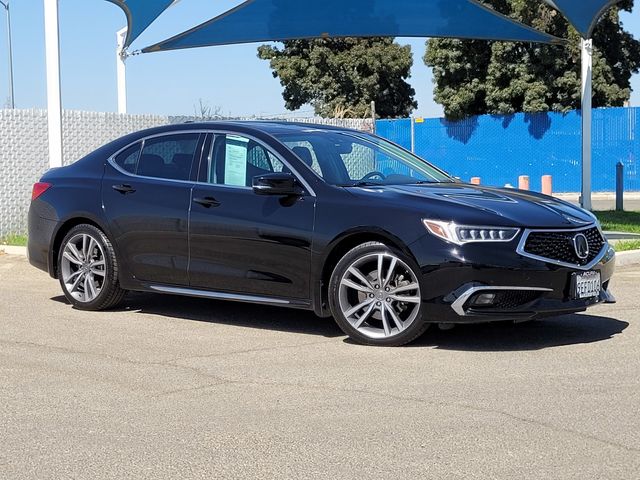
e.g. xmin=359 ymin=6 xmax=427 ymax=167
xmin=2 ymin=244 xmax=640 ymax=266
xmin=605 ymin=231 xmax=640 ymax=240
xmin=615 ymin=250 xmax=640 ymax=268
xmin=0 ymin=245 xmax=27 ymax=256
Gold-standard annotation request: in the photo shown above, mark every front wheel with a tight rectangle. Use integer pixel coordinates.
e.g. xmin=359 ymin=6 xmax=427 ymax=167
xmin=329 ymin=242 xmax=429 ymax=346
xmin=58 ymin=224 xmax=126 ymax=310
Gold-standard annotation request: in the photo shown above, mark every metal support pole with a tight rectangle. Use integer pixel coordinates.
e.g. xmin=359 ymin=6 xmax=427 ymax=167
xmin=44 ymin=0 xmax=63 ymax=168
xmin=0 ymin=0 xmax=14 ymax=108
xmin=580 ymin=38 xmax=593 ymax=211
xmin=410 ymin=117 xmax=415 ymax=153
xmin=616 ymin=161 xmax=624 ymax=212
xmin=116 ymin=27 xmax=127 ymax=114
xmin=370 ymin=100 xmax=376 ymax=134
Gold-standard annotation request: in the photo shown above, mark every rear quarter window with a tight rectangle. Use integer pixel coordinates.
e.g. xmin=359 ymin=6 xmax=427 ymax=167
xmin=114 ymin=142 xmax=141 ymax=174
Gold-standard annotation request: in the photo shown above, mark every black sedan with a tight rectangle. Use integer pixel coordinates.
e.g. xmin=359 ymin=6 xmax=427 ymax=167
xmin=28 ymin=122 xmax=616 ymax=346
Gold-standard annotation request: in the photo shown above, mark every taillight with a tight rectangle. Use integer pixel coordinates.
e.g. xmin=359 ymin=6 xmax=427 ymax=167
xmin=32 ymin=182 xmax=52 ymax=201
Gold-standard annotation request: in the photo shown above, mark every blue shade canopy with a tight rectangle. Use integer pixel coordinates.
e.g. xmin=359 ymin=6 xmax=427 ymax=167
xmin=547 ymin=0 xmax=620 ymax=38
xmin=142 ymin=0 xmax=562 ymax=53
xmin=106 ymin=0 xmax=176 ymax=47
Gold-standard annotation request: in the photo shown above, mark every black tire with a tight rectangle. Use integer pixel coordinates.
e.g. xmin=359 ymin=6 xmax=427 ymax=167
xmin=328 ymin=241 xmax=430 ymax=346
xmin=57 ymin=224 xmax=126 ymax=311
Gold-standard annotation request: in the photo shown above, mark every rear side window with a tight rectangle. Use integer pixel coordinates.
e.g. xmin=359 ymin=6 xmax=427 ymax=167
xmin=136 ymin=134 xmax=200 ymax=181
xmin=114 ymin=142 xmax=141 ymax=174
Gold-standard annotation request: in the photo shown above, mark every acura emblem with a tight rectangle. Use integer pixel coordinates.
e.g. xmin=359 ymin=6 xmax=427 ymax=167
xmin=573 ymin=233 xmax=590 ymax=260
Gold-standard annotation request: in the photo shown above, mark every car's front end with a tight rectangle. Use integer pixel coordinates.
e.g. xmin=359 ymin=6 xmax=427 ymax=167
xmin=271 ymin=125 xmax=619 ymax=344
xmin=410 ymin=219 xmax=615 ymax=324
xmin=334 ymin=176 xmax=616 ymax=328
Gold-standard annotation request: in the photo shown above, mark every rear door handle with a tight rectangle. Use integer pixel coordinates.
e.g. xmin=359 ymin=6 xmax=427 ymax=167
xmin=193 ymin=196 xmax=221 ymax=208
xmin=112 ymin=184 xmax=136 ymax=194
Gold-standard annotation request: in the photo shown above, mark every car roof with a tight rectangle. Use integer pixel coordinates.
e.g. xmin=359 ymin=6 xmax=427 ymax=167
xmin=200 ymin=120 xmax=365 ymax=135
xmin=97 ymin=120 xmax=370 ymax=160
xmin=132 ymin=120 xmax=366 ymax=137
xmin=71 ymin=120 xmax=370 ymax=170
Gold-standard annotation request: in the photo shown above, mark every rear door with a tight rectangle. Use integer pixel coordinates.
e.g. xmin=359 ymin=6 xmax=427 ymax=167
xmin=102 ymin=132 xmax=204 ymax=285
xmin=188 ymin=132 xmax=315 ymax=299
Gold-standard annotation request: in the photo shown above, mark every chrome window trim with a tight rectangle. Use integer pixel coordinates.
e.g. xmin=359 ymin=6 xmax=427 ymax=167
xmin=106 ymin=129 xmax=316 ymax=197
xmin=107 ymin=130 xmax=207 ymax=186
xmin=451 ymin=286 xmax=553 ymax=316
xmin=515 ymin=224 xmax=609 ymax=270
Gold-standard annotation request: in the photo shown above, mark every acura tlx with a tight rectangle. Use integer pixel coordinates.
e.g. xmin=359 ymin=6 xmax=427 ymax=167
xmin=28 ymin=122 xmax=615 ymax=346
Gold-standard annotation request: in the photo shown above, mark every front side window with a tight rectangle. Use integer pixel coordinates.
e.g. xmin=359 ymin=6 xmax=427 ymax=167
xmin=283 ymin=140 xmax=323 ymax=177
xmin=135 ymin=133 xmax=200 ymax=181
xmin=275 ymin=131 xmax=453 ymax=186
xmin=203 ymin=134 xmax=285 ymax=187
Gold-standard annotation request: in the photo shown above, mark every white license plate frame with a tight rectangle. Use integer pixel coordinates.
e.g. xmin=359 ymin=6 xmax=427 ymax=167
xmin=572 ymin=271 xmax=601 ymax=300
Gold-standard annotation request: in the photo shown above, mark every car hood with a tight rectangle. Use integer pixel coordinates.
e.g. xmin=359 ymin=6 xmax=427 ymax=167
xmin=345 ymin=183 xmax=596 ymax=228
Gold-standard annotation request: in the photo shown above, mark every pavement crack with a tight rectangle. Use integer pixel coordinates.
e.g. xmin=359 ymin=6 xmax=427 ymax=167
xmin=0 ymin=338 xmax=232 ymax=391
xmin=0 ymin=337 xmax=334 ymax=396
xmin=2 ymin=339 xmax=637 ymax=454
xmin=152 ymin=382 xmax=230 ymax=398
xmin=169 ymin=338 xmax=336 ymax=365
xmin=196 ymin=375 xmax=640 ymax=455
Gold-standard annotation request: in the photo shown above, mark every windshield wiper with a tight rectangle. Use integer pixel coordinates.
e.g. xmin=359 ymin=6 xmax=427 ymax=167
xmin=341 ymin=181 xmax=384 ymax=187
xmin=410 ymin=180 xmax=455 ymax=185
xmin=343 ymin=179 xmax=455 ymax=187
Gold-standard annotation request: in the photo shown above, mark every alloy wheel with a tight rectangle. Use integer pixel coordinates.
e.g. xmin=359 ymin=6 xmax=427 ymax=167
xmin=338 ymin=252 xmax=421 ymax=339
xmin=60 ymin=233 xmax=106 ymax=303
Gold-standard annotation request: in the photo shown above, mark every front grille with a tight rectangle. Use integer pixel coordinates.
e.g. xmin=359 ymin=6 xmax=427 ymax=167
xmin=523 ymin=226 xmax=604 ymax=266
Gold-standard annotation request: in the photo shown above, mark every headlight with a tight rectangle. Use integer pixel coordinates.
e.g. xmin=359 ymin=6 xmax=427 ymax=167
xmin=423 ymin=219 xmax=520 ymax=245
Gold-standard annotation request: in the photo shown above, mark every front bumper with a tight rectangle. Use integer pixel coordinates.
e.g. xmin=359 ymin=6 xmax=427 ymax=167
xmin=410 ymin=234 xmax=616 ymax=324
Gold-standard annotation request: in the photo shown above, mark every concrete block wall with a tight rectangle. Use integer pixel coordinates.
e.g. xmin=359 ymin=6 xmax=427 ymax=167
xmin=0 ymin=109 xmax=167 ymax=238
xmin=0 ymin=110 xmax=370 ymax=237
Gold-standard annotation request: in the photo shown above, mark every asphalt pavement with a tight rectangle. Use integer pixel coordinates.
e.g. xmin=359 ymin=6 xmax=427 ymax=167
xmin=1 ymin=253 xmax=638 ymax=479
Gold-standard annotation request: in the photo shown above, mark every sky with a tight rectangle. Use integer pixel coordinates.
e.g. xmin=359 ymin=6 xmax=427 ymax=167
xmin=0 ymin=0 xmax=638 ymax=118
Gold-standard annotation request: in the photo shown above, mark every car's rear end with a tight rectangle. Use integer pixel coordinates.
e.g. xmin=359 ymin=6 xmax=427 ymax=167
xmin=27 ymin=144 xmax=116 ymax=278
xmin=27 ymin=179 xmax=58 ymax=274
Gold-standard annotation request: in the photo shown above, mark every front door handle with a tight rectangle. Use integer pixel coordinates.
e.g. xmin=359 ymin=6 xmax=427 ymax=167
xmin=193 ymin=196 xmax=221 ymax=208
xmin=112 ymin=184 xmax=136 ymax=194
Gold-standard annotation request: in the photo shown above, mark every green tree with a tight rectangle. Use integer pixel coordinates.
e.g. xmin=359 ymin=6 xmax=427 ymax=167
xmin=258 ymin=38 xmax=417 ymax=118
xmin=424 ymin=0 xmax=640 ymax=120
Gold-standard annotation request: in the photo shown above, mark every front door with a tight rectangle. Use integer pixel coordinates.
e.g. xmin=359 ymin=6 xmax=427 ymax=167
xmin=188 ymin=133 xmax=315 ymax=299
xmin=102 ymin=133 xmax=203 ymax=285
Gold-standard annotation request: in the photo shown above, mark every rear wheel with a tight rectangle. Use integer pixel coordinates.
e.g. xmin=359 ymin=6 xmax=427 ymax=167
xmin=329 ymin=242 xmax=429 ymax=346
xmin=58 ymin=224 xmax=126 ymax=310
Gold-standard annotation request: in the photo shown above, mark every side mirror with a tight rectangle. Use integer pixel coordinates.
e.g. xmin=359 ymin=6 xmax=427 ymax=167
xmin=252 ymin=172 xmax=303 ymax=196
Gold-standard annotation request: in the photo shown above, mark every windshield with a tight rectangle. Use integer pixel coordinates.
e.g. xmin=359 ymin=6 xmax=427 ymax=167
xmin=274 ymin=130 xmax=454 ymax=186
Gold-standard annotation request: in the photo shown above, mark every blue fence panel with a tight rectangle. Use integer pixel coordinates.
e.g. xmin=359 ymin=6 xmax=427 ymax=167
xmin=376 ymin=107 xmax=639 ymax=192
xmin=375 ymin=118 xmax=412 ymax=151
xmin=592 ymin=107 xmax=639 ymax=192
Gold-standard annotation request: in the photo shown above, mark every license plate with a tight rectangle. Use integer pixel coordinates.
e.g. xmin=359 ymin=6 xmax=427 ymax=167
xmin=572 ymin=271 xmax=601 ymax=299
